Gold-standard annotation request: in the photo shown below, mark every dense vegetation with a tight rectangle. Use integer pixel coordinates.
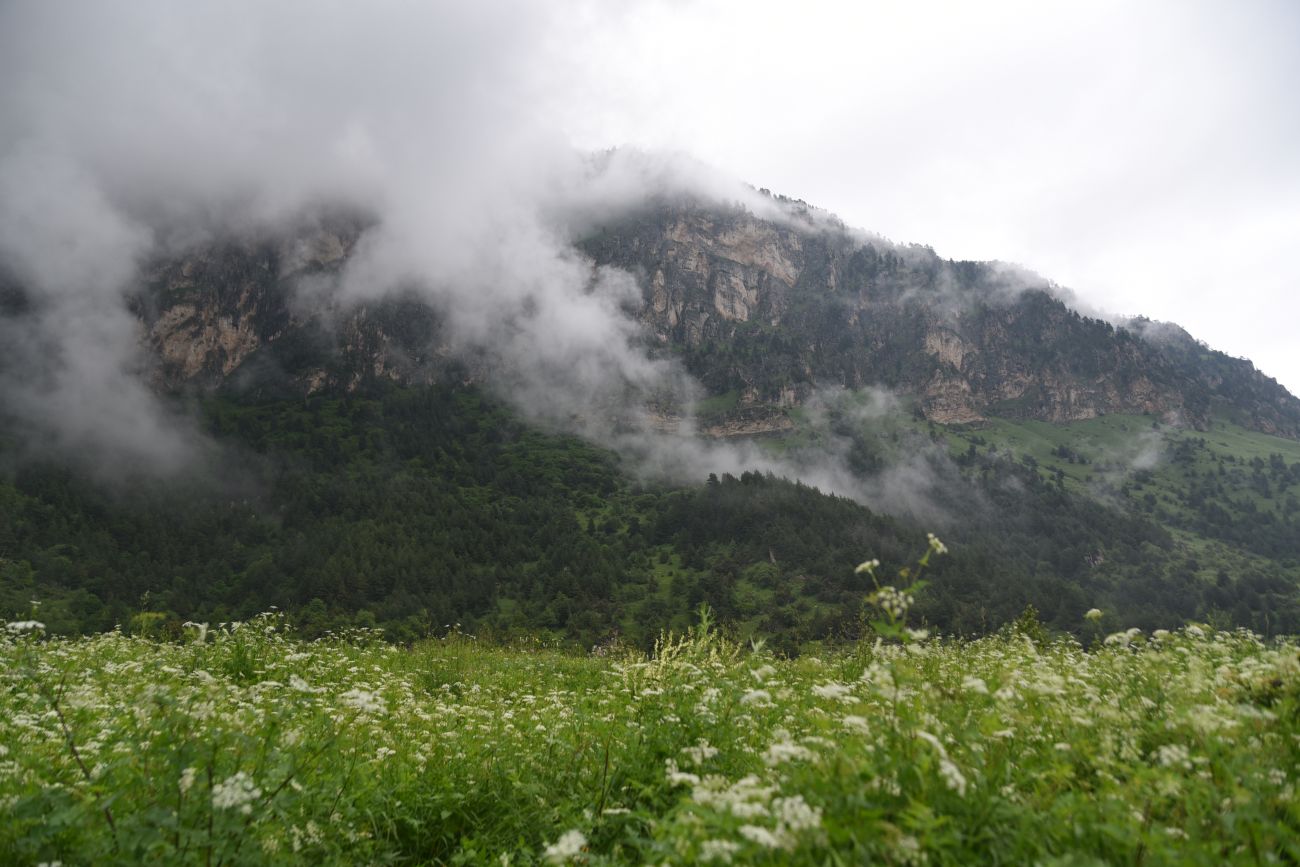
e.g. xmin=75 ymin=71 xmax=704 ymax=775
xmin=4 ymin=612 xmax=1298 ymax=864
xmin=3 ymin=383 xmax=1299 ymax=647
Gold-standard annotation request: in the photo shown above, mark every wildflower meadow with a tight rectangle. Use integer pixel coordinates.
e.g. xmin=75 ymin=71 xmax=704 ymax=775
xmin=3 ymin=600 xmax=1299 ymax=865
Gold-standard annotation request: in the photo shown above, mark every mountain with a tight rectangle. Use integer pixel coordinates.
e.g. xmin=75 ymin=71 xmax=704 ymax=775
xmin=3 ymin=191 xmax=1299 ymax=646
xmin=125 ymin=195 xmax=1300 ymax=437
xmin=579 ymin=197 xmax=1300 ymax=437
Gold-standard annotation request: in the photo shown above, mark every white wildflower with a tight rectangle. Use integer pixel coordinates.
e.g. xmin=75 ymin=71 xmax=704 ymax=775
xmin=665 ymin=759 xmax=700 ymax=787
xmin=691 ymin=775 xmax=776 ymax=818
xmin=961 ymin=676 xmax=989 ymax=695
xmin=740 ymin=689 xmax=771 ymax=706
xmin=915 ymin=730 xmax=948 ymax=759
xmin=543 ymin=829 xmax=587 ymax=864
xmin=1084 ymin=608 xmax=1103 ymax=622
xmin=811 ymin=682 xmax=854 ymax=701
xmin=211 ymin=771 xmax=261 ymax=814
xmin=773 ymin=794 xmax=822 ymax=832
xmin=681 ymin=739 xmax=719 ymax=765
xmin=734 ymin=796 xmax=821 ymax=853
xmin=763 ymin=739 xmax=816 ymax=766
xmin=926 ymin=533 xmax=948 ymax=555
xmin=179 ymin=766 xmax=198 ymax=794
xmin=938 ymin=758 xmax=968 ymax=797
xmin=1155 ymin=743 xmax=1192 ymax=770
xmin=870 ymin=586 xmax=913 ymax=620
xmin=182 ymin=621 xmax=209 ymax=643
xmin=854 ymin=559 xmax=880 ymax=574
xmin=5 ymin=620 xmax=45 ymax=634
xmin=841 ymin=715 xmax=870 ymax=733
xmin=700 ymin=839 xmax=742 ymax=863
xmin=896 ymin=834 xmax=925 ymax=866
xmin=290 ymin=675 xmax=321 ymax=693
xmin=340 ymin=688 xmax=385 ymax=715
xmin=739 ymin=825 xmax=784 ymax=849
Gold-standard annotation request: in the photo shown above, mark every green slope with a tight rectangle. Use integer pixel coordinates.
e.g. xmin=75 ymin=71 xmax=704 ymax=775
xmin=744 ymin=390 xmax=1300 ymax=634
xmin=3 ymin=384 xmax=1300 ymax=647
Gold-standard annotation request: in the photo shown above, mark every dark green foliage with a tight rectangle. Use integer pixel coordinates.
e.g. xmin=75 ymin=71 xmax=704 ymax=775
xmin=4 ymin=383 xmax=1298 ymax=649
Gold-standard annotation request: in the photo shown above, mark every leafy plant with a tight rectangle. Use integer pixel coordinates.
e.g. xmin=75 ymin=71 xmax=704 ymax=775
xmin=857 ymin=532 xmax=947 ymax=642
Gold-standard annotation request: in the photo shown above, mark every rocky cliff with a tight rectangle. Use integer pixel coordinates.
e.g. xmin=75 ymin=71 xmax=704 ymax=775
xmin=130 ymin=218 xmax=467 ymax=399
xmin=581 ymin=201 xmax=1300 ymax=436
xmin=118 ymin=197 xmax=1300 ymax=438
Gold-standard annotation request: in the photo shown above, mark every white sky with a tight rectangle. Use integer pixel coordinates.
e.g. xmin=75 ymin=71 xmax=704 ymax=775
xmin=2 ymin=0 xmax=1296 ymax=413
xmin=556 ymin=0 xmax=1300 ymax=396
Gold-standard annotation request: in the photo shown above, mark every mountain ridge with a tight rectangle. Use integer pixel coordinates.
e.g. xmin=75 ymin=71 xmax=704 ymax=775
xmin=116 ymin=194 xmax=1300 ymax=442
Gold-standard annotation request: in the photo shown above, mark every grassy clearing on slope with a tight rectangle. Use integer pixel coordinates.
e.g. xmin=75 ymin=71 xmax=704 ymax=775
xmin=3 ymin=613 xmax=1299 ymax=866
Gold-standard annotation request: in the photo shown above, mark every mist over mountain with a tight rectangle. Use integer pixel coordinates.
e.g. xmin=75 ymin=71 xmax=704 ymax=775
xmin=6 ymin=156 xmax=1298 ymax=481
xmin=4 ymin=162 xmax=1300 ymax=646
xmin=3 ymin=1 xmax=1300 ymax=647
xmin=9 ymin=7 xmax=1300 ymax=866
xmin=2 ymin=0 xmax=1295 ymax=478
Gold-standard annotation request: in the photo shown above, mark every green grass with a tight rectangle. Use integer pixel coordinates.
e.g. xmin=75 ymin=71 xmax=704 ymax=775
xmin=692 ymin=390 xmax=742 ymax=418
xmin=4 ymin=614 xmax=1299 ymax=865
xmin=762 ymin=390 xmax=1300 ymax=600
xmin=938 ymin=412 xmax=1300 ymax=497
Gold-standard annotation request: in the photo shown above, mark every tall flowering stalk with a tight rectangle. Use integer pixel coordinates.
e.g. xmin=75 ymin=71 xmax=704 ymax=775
xmin=857 ymin=533 xmax=947 ymax=642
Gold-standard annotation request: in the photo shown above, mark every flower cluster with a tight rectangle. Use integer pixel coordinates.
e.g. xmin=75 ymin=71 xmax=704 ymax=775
xmin=1 ymin=614 xmax=1295 ymax=865
xmin=870 ymin=586 xmax=914 ymax=620
xmin=211 ymin=771 xmax=262 ymax=814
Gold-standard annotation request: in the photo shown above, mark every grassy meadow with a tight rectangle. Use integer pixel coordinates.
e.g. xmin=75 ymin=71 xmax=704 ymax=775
xmin=3 ymin=607 xmax=1299 ymax=865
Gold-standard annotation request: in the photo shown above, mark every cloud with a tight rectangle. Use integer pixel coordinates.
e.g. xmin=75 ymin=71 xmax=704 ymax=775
xmin=0 ymin=1 xmax=829 ymax=493
xmin=0 ymin=1 xmax=612 ymax=471
xmin=0 ymin=0 xmax=1202 ymax=528
xmin=560 ymin=0 xmax=1300 ymax=396
xmin=0 ymin=141 xmax=197 ymax=475
xmin=590 ymin=385 xmax=969 ymax=526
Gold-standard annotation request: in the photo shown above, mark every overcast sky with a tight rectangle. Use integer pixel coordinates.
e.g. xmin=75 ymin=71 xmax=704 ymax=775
xmin=3 ymin=0 xmax=1298 ymax=412
xmin=560 ymin=0 xmax=1300 ymax=395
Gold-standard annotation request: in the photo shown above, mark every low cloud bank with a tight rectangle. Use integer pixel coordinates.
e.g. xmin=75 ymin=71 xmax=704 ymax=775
xmin=0 ymin=1 xmax=971 ymax=521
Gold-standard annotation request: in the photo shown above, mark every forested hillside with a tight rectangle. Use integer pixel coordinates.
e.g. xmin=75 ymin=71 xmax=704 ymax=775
xmin=5 ymin=193 xmax=1300 ymax=649
xmin=4 ymin=382 xmax=1298 ymax=649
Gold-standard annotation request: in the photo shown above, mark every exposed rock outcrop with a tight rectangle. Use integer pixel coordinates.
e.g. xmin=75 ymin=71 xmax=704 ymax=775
xmin=99 ymin=196 xmax=1299 ymax=440
xmin=583 ymin=201 xmax=1299 ymax=437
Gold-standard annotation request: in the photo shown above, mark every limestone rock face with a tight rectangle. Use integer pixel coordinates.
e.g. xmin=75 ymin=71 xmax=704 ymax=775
xmin=582 ymin=200 xmax=1299 ymax=438
xmin=151 ymin=299 xmax=264 ymax=383
xmin=701 ymin=407 xmax=796 ymax=438
xmin=134 ymin=220 xmax=453 ymax=395
xmin=586 ymin=210 xmax=807 ymax=349
xmin=924 ymin=328 xmax=973 ymax=371
xmin=103 ymin=196 xmax=1299 ymax=439
xmin=141 ymin=237 xmax=299 ymax=389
